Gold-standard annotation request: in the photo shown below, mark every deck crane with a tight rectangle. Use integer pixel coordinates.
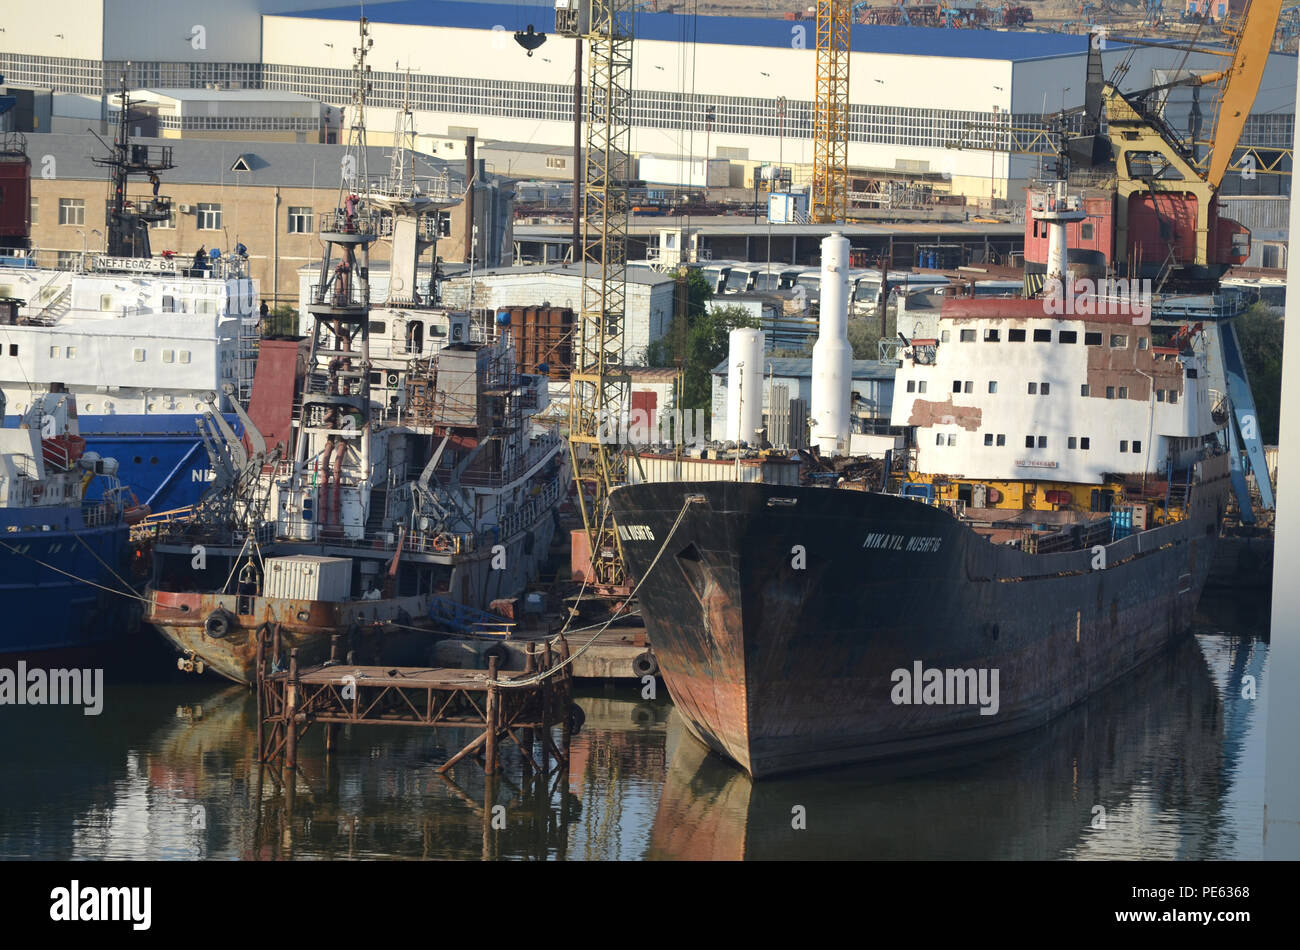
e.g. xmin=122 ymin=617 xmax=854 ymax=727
xmin=811 ymin=0 xmax=851 ymax=223
xmin=555 ymin=0 xmax=634 ymax=593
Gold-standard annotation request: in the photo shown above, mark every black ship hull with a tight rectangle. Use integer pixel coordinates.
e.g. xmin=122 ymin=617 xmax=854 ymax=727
xmin=609 ymin=454 xmax=1230 ymax=778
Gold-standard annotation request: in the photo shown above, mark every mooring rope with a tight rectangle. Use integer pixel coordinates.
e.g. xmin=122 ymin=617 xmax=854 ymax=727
xmin=73 ymin=530 xmax=140 ymax=599
xmin=0 ymin=538 xmax=152 ymax=605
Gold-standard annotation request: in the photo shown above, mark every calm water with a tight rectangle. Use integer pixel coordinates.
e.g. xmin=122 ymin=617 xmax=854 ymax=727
xmin=0 ymin=594 xmax=1271 ymax=860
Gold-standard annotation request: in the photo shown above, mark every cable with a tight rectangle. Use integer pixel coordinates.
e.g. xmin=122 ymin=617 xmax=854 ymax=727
xmin=73 ymin=529 xmax=139 ymax=599
xmin=0 ymin=538 xmax=151 ymax=605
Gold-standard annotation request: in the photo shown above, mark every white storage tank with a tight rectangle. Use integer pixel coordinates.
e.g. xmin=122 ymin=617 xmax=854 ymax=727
xmin=264 ymin=555 xmax=353 ymax=603
xmin=811 ymin=232 xmax=853 ymax=457
xmin=725 ymin=327 xmax=765 ymax=444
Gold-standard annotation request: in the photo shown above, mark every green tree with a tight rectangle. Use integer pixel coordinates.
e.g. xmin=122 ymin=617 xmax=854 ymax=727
xmin=847 ymin=316 xmax=883 ymax=361
xmin=1233 ymin=302 xmax=1284 ymax=444
xmin=680 ymin=304 xmax=761 ymax=413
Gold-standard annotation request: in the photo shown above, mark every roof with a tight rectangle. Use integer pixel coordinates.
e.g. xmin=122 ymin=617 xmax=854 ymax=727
xmin=711 ymin=357 xmax=898 ymax=380
xmin=21 ymin=132 xmax=469 ymax=189
xmin=285 ymin=2 xmax=1098 ymax=62
xmin=136 ymin=88 xmax=319 ymax=103
xmin=442 ymin=262 xmax=676 ymax=287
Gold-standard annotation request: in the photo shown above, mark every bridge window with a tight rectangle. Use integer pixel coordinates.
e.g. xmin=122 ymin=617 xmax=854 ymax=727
xmin=163 ymin=349 xmax=175 ymax=363
xmin=1120 ymin=440 xmax=1129 ymax=452
xmin=133 ymin=348 xmax=146 ymax=362
xmin=1009 ymin=329 xmax=1026 ymax=342
xmin=1081 ymin=437 xmax=1090 ymax=450
xmin=1068 ymin=437 xmax=1077 ymax=449
xmin=1080 ymin=384 xmax=1090 ymax=396
xmin=1033 ymin=329 xmax=1051 ymax=342
xmin=996 ymin=434 xmax=1005 ymax=446
xmin=1085 ymin=332 xmax=1102 ymax=346
xmin=1058 ymin=330 xmax=1077 ymax=344
xmin=1028 ymin=382 xmax=1037 ymax=394
xmin=988 ymin=381 xmax=998 ymax=393
xmin=984 ymin=433 xmax=993 ymax=446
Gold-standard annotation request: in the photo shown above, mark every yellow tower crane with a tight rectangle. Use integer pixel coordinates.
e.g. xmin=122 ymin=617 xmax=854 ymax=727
xmin=556 ymin=0 xmax=634 ymax=593
xmin=812 ymin=0 xmax=851 ymax=224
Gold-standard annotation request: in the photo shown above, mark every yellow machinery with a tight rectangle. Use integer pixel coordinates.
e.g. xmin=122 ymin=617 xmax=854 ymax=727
xmin=811 ymin=0 xmax=851 ymax=224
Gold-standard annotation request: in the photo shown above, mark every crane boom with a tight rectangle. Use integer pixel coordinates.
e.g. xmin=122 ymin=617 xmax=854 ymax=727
xmin=1207 ymin=0 xmax=1283 ymax=188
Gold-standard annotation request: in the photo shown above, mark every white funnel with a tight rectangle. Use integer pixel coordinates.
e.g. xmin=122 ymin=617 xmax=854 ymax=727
xmin=811 ymin=232 xmax=852 ymax=456
xmin=725 ymin=327 xmax=765 ymax=444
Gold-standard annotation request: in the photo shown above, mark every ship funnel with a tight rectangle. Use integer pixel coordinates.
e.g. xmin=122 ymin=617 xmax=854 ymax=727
xmin=725 ymin=327 xmax=765 ymax=444
xmin=811 ymin=232 xmax=852 ymax=457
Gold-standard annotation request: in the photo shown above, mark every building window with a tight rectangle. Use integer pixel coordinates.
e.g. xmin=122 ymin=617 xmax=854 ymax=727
xmin=7 ymin=344 xmax=15 ymax=356
xmin=1106 ymin=386 xmax=1115 ymax=399
xmin=1028 ymin=382 xmax=1038 ymax=394
xmin=1080 ymin=384 xmax=1090 ymax=397
xmin=1033 ymin=328 xmax=1051 ymax=342
xmin=988 ymin=381 xmax=997 ymax=393
xmin=1040 ymin=382 xmax=1050 ymax=396
xmin=1058 ymin=330 xmax=1077 ymax=344
xmin=30 ymin=197 xmax=37 ymax=225
xmin=1009 ymin=329 xmax=1026 ymax=342
xmin=197 ymin=202 xmax=223 ymax=230
xmin=1118 ymin=386 xmax=1129 ymax=399
xmin=49 ymin=346 xmax=60 ymax=358
xmin=996 ymin=434 xmax=1005 ymax=446
xmin=545 ymin=156 xmax=567 ymax=169
xmin=180 ymin=350 xmax=191 ymax=363
xmin=936 ymin=433 xmax=945 ymax=446
xmin=947 ymin=434 xmax=957 ymax=447
xmin=984 ymin=433 xmax=994 ymax=446
xmin=1037 ymin=436 xmax=1047 ymax=448
xmin=907 ymin=380 xmax=916 ymax=393
xmin=984 ymin=329 xmax=1000 ymax=342
xmin=1110 ymin=334 xmax=1128 ymax=348
xmin=1081 ymin=222 xmax=1094 ymax=240
xmin=58 ymin=198 xmax=84 ymax=226
xmin=287 ymin=206 xmax=313 ymax=233
xmin=960 ymin=329 xmax=976 ymax=342
xmin=963 ymin=380 xmax=973 ymax=394
xmin=1120 ymin=440 xmax=1128 ymax=452
xmin=133 ymin=348 xmax=145 ymax=362
xmin=1080 ymin=437 xmax=1090 ymax=450
xmin=917 ymin=380 xmax=926 ymax=394
xmin=163 ymin=349 xmax=175 ymax=363
xmin=1156 ymin=389 xmax=1165 ymax=403
xmin=1068 ymin=436 xmax=1077 ymax=449
xmin=1025 ymin=435 xmax=1035 ymax=448
xmin=941 ymin=330 xmax=950 ymax=343
xmin=1138 ymin=337 xmax=1149 ymax=350
xmin=66 ymin=346 xmax=76 ymax=359
xmin=1132 ymin=440 xmax=1142 ymax=454
xmin=1085 ymin=332 xmax=1102 ymax=346
xmin=1168 ymin=391 xmax=1176 ymax=405
xmin=953 ymin=380 xmax=962 ymax=393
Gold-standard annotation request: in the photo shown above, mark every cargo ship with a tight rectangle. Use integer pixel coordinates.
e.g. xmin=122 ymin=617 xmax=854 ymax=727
xmin=610 ymin=197 xmax=1234 ymax=777
xmin=0 ymin=387 xmax=136 ymax=659
xmin=144 ymin=30 xmax=566 ymax=684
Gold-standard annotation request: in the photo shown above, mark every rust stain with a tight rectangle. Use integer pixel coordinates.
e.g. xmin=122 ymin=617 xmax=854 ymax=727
xmin=908 ymin=397 xmax=983 ymax=431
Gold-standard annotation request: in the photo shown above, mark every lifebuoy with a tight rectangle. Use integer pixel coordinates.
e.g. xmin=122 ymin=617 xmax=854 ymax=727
xmin=432 ymin=534 xmax=450 ymax=552
xmin=632 ymin=652 xmax=659 ymax=677
xmin=204 ymin=609 xmax=233 ymax=639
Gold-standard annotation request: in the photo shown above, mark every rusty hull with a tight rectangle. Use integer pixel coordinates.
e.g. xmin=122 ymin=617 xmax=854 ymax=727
xmin=146 ymin=589 xmax=434 ymax=686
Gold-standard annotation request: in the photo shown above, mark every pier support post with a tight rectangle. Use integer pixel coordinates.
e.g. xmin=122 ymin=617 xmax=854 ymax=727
xmin=283 ymin=648 xmax=300 ymax=786
xmin=255 ymin=626 xmax=266 ymax=762
xmin=558 ymin=637 xmax=572 ymax=757
xmin=485 ymin=656 xmax=499 ymax=776
xmin=325 ymin=635 xmax=341 ymax=756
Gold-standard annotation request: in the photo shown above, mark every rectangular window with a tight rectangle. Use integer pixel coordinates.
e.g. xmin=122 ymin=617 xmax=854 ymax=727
xmin=1132 ymin=440 xmax=1142 ymax=454
xmin=984 ymin=329 xmax=1000 ymax=342
xmin=1187 ymin=368 xmax=1198 ymax=379
xmin=907 ymin=380 xmax=916 ymax=393
xmin=66 ymin=346 xmax=76 ymax=359
xmin=947 ymin=434 xmax=957 ymax=447
xmin=132 ymin=348 xmax=145 ymax=362
xmin=180 ymin=350 xmax=191 ymax=363
xmin=7 ymin=344 xmax=15 ymax=356
xmin=953 ymin=380 xmax=962 ymax=393
xmin=1110 ymin=334 xmax=1128 ymax=348
xmin=984 ymin=433 xmax=994 ymax=446
xmin=1081 ymin=222 xmax=1094 ymax=240
xmin=151 ymin=207 xmax=176 ymax=229
xmin=1167 ymin=391 xmax=1176 ymax=404
xmin=941 ymin=330 xmax=951 ymax=343
xmin=996 ymin=434 xmax=1005 ymax=446
xmin=287 ymin=206 xmax=313 ymax=233
xmin=545 ymin=156 xmax=567 ymax=169
xmin=1068 ymin=437 xmax=1078 ymax=449
xmin=1118 ymin=386 xmax=1129 ymax=399
xmin=1138 ymin=337 xmax=1149 ymax=350
xmin=1156 ymin=389 xmax=1165 ymax=403
xmin=58 ymin=198 xmax=84 ymax=226
xmin=936 ymin=433 xmax=945 ymax=446
xmin=1058 ymin=330 xmax=1077 ymax=344
xmin=30 ymin=197 xmax=37 ymax=225
xmin=1120 ymin=440 xmax=1129 ymax=452
xmin=1009 ymin=329 xmax=1026 ymax=342
xmin=1085 ymin=332 xmax=1102 ymax=346
xmin=162 ymin=349 xmax=175 ymax=363
xmin=1080 ymin=384 xmax=1090 ymax=397
xmin=49 ymin=346 xmax=60 ymax=358
xmin=1037 ymin=436 xmax=1047 ymax=448
xmin=1080 ymin=437 xmax=1090 ymax=450
xmin=960 ymin=329 xmax=976 ymax=342
xmin=1025 ymin=435 xmax=1035 ymax=448
xmin=197 ymin=202 xmax=223 ymax=231
xmin=1106 ymin=386 xmax=1115 ymax=399
xmin=1033 ymin=328 xmax=1052 ymax=342
xmin=1040 ymin=382 xmax=1050 ymax=396
xmin=1028 ymin=382 xmax=1038 ymax=394
xmin=917 ymin=380 xmax=927 ymax=393
xmin=963 ymin=380 xmax=973 ymax=394
xmin=988 ymin=381 xmax=997 ymax=394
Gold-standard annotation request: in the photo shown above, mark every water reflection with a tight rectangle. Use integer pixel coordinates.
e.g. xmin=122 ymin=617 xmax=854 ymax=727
xmin=0 ymin=600 xmax=1269 ymax=860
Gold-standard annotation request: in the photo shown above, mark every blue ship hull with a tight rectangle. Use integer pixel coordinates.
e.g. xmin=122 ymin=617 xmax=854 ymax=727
xmin=0 ymin=518 xmax=134 ymax=658
xmin=3 ymin=412 xmax=241 ymax=513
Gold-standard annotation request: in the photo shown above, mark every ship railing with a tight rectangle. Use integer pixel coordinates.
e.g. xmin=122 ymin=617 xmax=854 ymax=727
xmin=492 ymin=474 xmax=564 ymax=540
xmin=308 ymin=281 xmax=369 ymax=310
xmin=318 ymin=210 xmax=380 ymax=237
xmin=0 ymin=246 xmax=39 ymax=270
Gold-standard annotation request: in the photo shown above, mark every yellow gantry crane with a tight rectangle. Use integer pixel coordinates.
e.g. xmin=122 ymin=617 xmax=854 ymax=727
xmin=557 ymin=0 xmax=633 ymax=591
xmin=812 ymin=0 xmax=851 ymax=224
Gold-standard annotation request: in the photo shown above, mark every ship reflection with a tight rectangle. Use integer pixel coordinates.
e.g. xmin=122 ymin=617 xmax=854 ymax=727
xmin=649 ymin=632 xmax=1257 ymax=860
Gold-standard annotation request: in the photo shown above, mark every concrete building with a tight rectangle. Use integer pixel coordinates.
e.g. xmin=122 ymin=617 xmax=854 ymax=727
xmin=113 ymin=88 xmax=329 ymax=143
xmin=24 ymin=132 xmax=510 ymax=303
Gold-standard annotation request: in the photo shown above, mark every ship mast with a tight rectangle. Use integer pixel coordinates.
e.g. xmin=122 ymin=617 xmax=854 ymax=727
xmin=91 ymin=70 xmax=174 ymax=259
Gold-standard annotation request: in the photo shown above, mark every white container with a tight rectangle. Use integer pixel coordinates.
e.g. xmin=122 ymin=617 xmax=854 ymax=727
xmin=725 ymin=327 xmax=765 ymax=444
xmin=264 ymin=555 xmax=353 ymax=603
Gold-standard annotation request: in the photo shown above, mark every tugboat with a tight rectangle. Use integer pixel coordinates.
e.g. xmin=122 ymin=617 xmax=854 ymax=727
xmin=143 ymin=21 xmax=567 ymax=684
xmin=0 ymin=386 xmax=137 ymax=659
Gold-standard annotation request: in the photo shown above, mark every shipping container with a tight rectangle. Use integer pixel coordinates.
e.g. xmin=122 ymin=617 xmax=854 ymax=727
xmin=264 ymin=555 xmax=353 ymax=602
